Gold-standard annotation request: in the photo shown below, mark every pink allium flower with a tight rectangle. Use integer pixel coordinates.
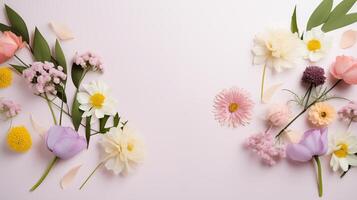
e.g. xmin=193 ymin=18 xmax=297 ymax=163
xmin=338 ymin=101 xmax=357 ymax=122
xmin=22 ymin=61 xmax=66 ymax=94
xmin=266 ymin=103 xmax=291 ymax=127
xmin=74 ymin=51 xmax=103 ymax=72
xmin=245 ymin=130 xmax=286 ymax=166
xmin=213 ymin=87 xmax=254 ymax=127
xmin=0 ymin=99 xmax=21 ymax=118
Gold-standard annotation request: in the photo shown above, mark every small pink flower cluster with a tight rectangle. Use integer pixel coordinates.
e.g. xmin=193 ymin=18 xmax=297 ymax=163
xmin=245 ymin=130 xmax=286 ymax=166
xmin=338 ymin=101 xmax=357 ymax=122
xmin=22 ymin=62 xmax=66 ymax=94
xmin=0 ymin=99 xmax=21 ymax=118
xmin=74 ymin=52 xmax=103 ymax=72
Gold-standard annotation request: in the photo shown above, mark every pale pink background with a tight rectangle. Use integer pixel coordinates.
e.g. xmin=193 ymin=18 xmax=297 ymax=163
xmin=1 ymin=0 xmax=357 ymax=199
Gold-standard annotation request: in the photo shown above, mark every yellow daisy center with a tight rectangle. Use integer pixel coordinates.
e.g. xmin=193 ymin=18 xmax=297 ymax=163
xmin=7 ymin=126 xmax=32 ymax=153
xmin=127 ymin=143 xmax=134 ymax=152
xmin=228 ymin=103 xmax=239 ymax=113
xmin=307 ymin=39 xmax=321 ymax=51
xmin=334 ymin=143 xmax=349 ymax=158
xmin=0 ymin=67 xmax=13 ymax=88
xmin=90 ymin=93 xmax=105 ymax=108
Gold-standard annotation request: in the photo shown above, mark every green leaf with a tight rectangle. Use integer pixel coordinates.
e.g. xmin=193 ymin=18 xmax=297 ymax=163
xmin=306 ymin=0 xmax=333 ymax=31
xmin=55 ymin=84 xmax=67 ymax=103
xmin=327 ymin=0 xmax=357 ymax=21
xmin=5 ymin=4 xmax=29 ymax=43
xmin=10 ymin=64 xmax=26 ymax=74
xmin=99 ymin=115 xmax=110 ymax=133
xmin=322 ymin=13 xmax=357 ymax=32
xmin=291 ymin=6 xmax=299 ymax=34
xmin=0 ymin=23 xmax=11 ymax=32
xmin=54 ymin=40 xmax=67 ymax=76
xmin=113 ymin=113 xmax=120 ymax=127
xmin=71 ymin=97 xmax=83 ymax=131
xmin=85 ymin=116 xmax=91 ymax=148
xmin=71 ymin=63 xmax=85 ymax=88
xmin=33 ymin=28 xmax=51 ymax=62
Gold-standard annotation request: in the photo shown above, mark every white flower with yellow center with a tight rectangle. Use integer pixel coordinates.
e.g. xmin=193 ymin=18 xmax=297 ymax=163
xmin=99 ymin=127 xmax=145 ymax=175
xmin=329 ymin=132 xmax=357 ymax=172
xmin=252 ymin=28 xmax=304 ymax=72
xmin=303 ymin=28 xmax=331 ymax=62
xmin=77 ymin=80 xmax=116 ymax=122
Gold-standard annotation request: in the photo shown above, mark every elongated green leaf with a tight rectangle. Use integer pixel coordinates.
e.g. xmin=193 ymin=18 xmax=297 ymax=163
xmin=113 ymin=113 xmax=120 ymax=127
xmin=10 ymin=64 xmax=26 ymax=74
xmin=99 ymin=115 xmax=110 ymax=133
xmin=5 ymin=4 xmax=29 ymax=43
xmin=33 ymin=28 xmax=51 ymax=62
xmin=307 ymin=0 xmax=333 ymax=30
xmin=322 ymin=13 xmax=357 ymax=32
xmin=55 ymin=84 xmax=67 ymax=103
xmin=71 ymin=63 xmax=85 ymax=88
xmin=0 ymin=23 xmax=11 ymax=32
xmin=327 ymin=0 xmax=357 ymax=20
xmin=291 ymin=6 xmax=299 ymax=34
xmin=55 ymin=40 xmax=67 ymax=75
xmin=71 ymin=97 xmax=83 ymax=131
xmin=85 ymin=116 xmax=91 ymax=148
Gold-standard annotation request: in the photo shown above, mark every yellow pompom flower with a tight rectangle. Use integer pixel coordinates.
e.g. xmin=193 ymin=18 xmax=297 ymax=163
xmin=308 ymin=102 xmax=336 ymax=127
xmin=7 ymin=126 xmax=32 ymax=153
xmin=0 ymin=67 xmax=13 ymax=88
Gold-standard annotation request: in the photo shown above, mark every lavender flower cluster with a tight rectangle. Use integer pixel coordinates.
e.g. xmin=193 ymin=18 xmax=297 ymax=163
xmin=74 ymin=52 xmax=103 ymax=72
xmin=22 ymin=61 xmax=66 ymax=94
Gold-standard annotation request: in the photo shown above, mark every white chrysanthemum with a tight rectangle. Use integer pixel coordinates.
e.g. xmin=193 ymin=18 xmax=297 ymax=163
xmin=77 ymin=80 xmax=116 ymax=122
xmin=329 ymin=132 xmax=357 ymax=172
xmin=252 ymin=28 xmax=304 ymax=72
xmin=99 ymin=127 xmax=145 ymax=175
xmin=303 ymin=28 xmax=331 ymax=62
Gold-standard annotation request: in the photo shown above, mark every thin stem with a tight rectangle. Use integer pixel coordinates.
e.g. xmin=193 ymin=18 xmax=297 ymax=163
xmin=260 ymin=64 xmax=267 ymax=102
xmin=79 ymin=162 xmax=104 ymax=190
xmin=314 ymin=156 xmax=323 ymax=197
xmin=44 ymin=93 xmax=58 ymax=125
xmin=304 ymin=85 xmax=313 ymax=109
xmin=14 ymin=54 xmax=30 ymax=67
xmin=30 ymin=156 xmax=58 ymax=191
xmin=276 ymin=80 xmax=342 ymax=138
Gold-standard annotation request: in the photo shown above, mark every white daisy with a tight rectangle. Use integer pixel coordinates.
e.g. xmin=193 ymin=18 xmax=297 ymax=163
xmin=329 ymin=132 xmax=357 ymax=172
xmin=252 ymin=28 xmax=304 ymax=72
xmin=303 ymin=28 xmax=331 ymax=62
xmin=99 ymin=127 xmax=145 ymax=175
xmin=77 ymin=80 xmax=116 ymax=122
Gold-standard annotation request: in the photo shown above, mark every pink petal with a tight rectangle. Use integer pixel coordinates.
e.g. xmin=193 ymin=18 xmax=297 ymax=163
xmin=343 ymin=63 xmax=357 ymax=84
xmin=340 ymin=30 xmax=357 ymax=49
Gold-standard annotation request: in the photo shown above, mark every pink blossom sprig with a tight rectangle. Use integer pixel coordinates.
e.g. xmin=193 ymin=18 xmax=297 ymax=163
xmin=0 ymin=99 xmax=21 ymax=118
xmin=338 ymin=101 xmax=357 ymax=123
xmin=74 ymin=52 xmax=103 ymax=72
xmin=22 ymin=61 xmax=66 ymax=95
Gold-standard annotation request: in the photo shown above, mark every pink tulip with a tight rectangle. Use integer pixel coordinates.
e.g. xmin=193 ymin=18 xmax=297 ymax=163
xmin=0 ymin=31 xmax=24 ymax=64
xmin=330 ymin=55 xmax=357 ymax=84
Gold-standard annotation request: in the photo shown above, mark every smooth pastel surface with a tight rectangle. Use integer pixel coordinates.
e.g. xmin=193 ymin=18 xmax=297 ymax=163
xmin=0 ymin=0 xmax=357 ymax=199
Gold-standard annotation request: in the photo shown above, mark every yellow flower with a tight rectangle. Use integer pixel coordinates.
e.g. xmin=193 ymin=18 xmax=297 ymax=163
xmin=7 ymin=126 xmax=32 ymax=153
xmin=0 ymin=67 xmax=13 ymax=88
xmin=308 ymin=102 xmax=336 ymax=127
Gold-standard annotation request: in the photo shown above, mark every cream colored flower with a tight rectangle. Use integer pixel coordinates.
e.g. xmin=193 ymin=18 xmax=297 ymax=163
xmin=303 ymin=28 xmax=331 ymax=62
xmin=99 ymin=127 xmax=145 ymax=175
xmin=329 ymin=132 xmax=357 ymax=172
xmin=252 ymin=28 xmax=304 ymax=72
xmin=77 ymin=80 xmax=116 ymax=123
xmin=308 ymin=102 xmax=336 ymax=127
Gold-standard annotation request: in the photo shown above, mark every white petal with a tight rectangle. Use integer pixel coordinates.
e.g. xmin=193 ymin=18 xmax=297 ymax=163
xmin=79 ymin=104 xmax=92 ymax=112
xmin=77 ymin=92 xmax=90 ymax=104
xmin=60 ymin=164 xmax=82 ymax=189
xmin=347 ymin=155 xmax=357 ymax=166
xmin=50 ymin=22 xmax=74 ymax=41
xmin=340 ymin=158 xmax=349 ymax=171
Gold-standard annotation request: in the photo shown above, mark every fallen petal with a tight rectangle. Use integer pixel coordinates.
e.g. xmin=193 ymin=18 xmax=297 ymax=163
xmin=50 ymin=22 xmax=74 ymax=41
xmin=60 ymin=164 xmax=82 ymax=189
xmin=340 ymin=30 xmax=357 ymax=49
xmin=262 ymin=83 xmax=283 ymax=103
xmin=30 ymin=114 xmax=49 ymax=138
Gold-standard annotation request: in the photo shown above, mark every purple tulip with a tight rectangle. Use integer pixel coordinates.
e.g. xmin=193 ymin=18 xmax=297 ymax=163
xmin=286 ymin=128 xmax=328 ymax=162
xmin=45 ymin=126 xmax=86 ymax=159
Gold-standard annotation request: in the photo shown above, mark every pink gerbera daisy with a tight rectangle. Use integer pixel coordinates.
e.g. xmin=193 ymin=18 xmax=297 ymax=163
xmin=213 ymin=87 xmax=254 ymax=127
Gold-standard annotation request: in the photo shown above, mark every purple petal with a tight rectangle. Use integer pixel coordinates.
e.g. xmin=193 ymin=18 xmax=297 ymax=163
xmin=319 ymin=128 xmax=328 ymax=155
xmin=286 ymin=143 xmax=313 ymax=162
xmin=300 ymin=129 xmax=324 ymax=156
xmin=46 ymin=126 xmax=71 ymax=150
xmin=52 ymin=136 xmax=86 ymax=159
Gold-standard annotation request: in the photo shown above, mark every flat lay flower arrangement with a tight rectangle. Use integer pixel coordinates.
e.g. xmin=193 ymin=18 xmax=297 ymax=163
xmin=213 ymin=0 xmax=357 ymax=198
xmin=0 ymin=5 xmax=144 ymax=191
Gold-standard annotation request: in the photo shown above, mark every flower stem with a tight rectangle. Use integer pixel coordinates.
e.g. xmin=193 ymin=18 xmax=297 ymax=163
xmin=14 ymin=54 xmax=30 ymax=68
xmin=276 ymin=80 xmax=342 ymax=138
xmin=79 ymin=162 xmax=103 ymax=190
xmin=314 ymin=156 xmax=323 ymax=197
xmin=260 ymin=64 xmax=267 ymax=102
xmin=304 ymin=84 xmax=313 ymax=109
xmin=44 ymin=93 xmax=58 ymax=125
xmin=30 ymin=156 xmax=58 ymax=192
